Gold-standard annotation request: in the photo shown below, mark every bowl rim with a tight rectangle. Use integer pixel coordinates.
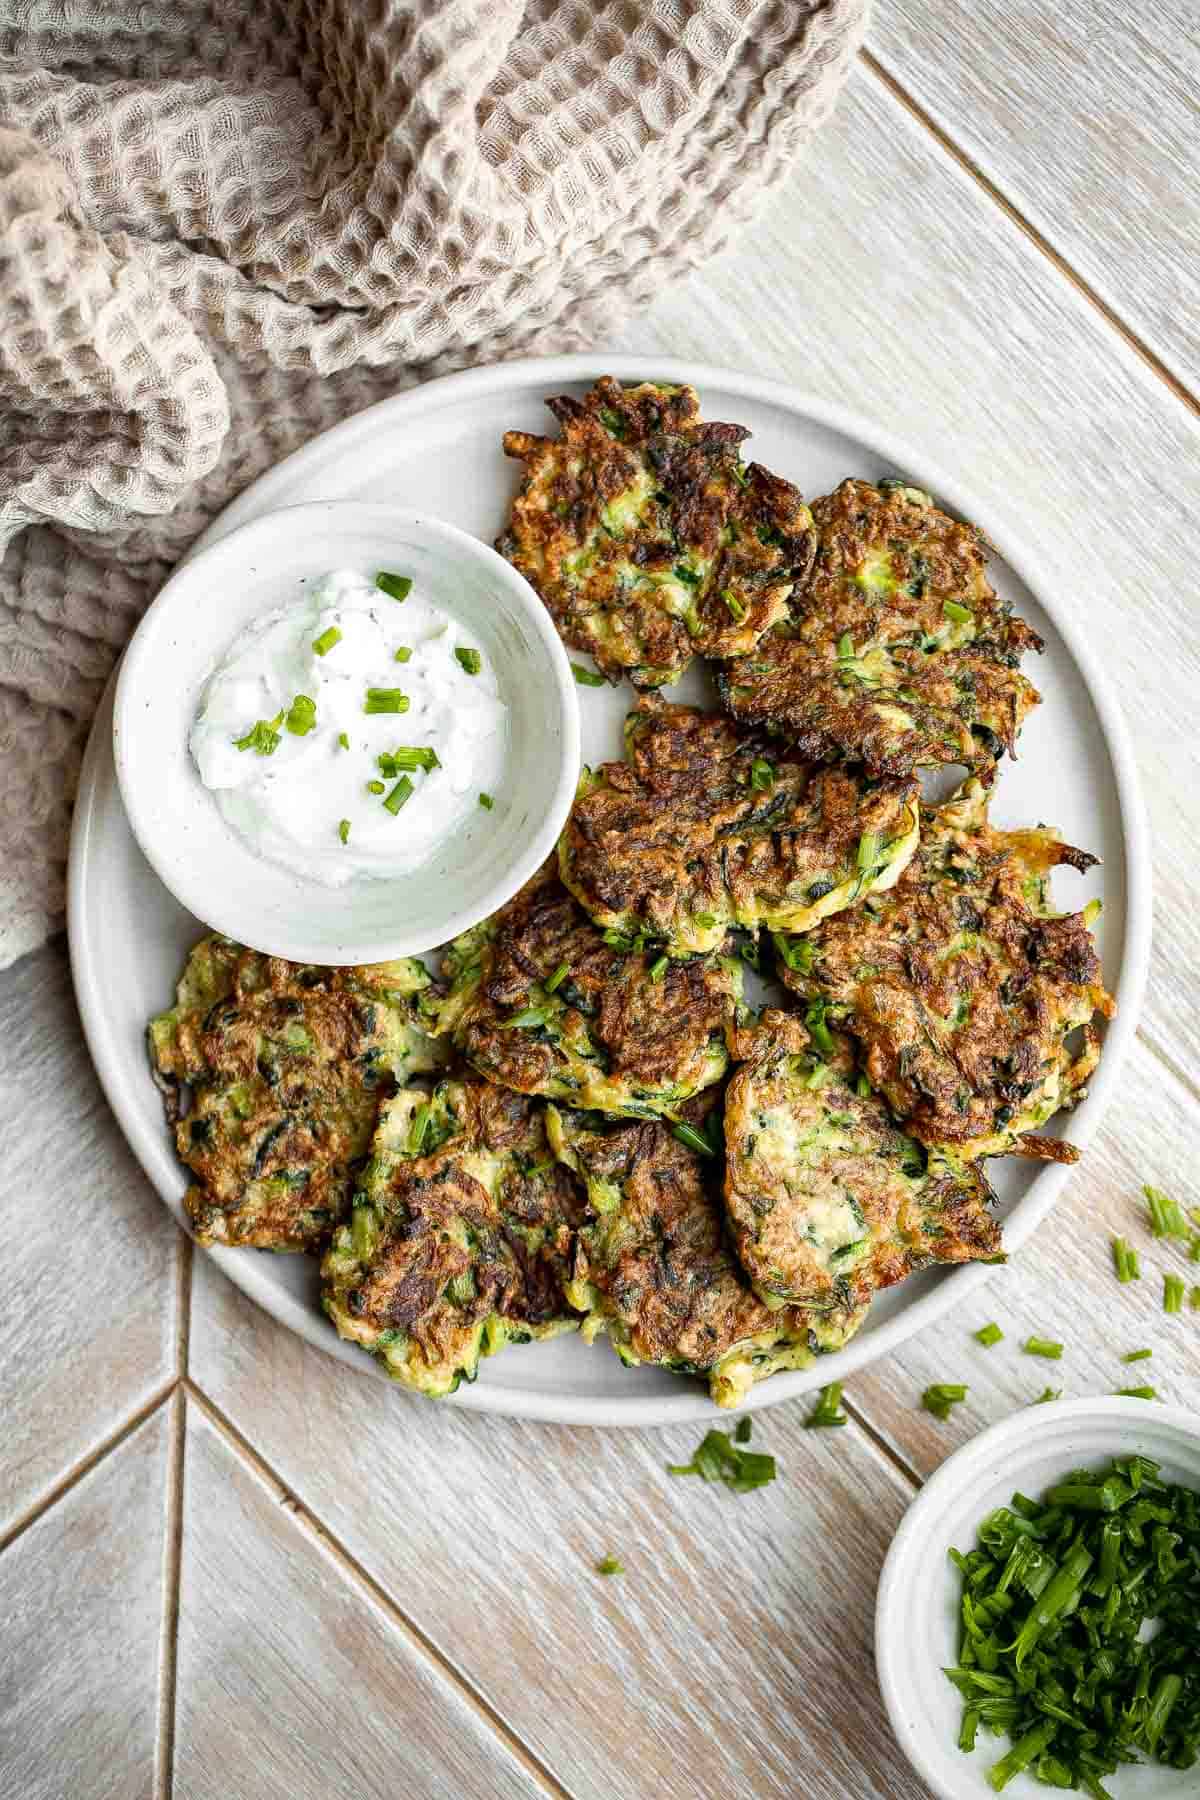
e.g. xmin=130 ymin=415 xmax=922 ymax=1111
xmin=111 ymin=499 xmax=581 ymax=964
xmin=875 ymin=1396 xmax=1200 ymax=1799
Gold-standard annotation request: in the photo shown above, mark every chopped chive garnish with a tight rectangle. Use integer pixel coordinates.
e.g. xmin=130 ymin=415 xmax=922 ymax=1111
xmin=501 ymin=1004 xmax=550 ymax=1030
xmin=974 ymin=1322 xmax=1004 ymax=1348
xmin=672 ymin=1122 xmax=715 ymax=1158
xmin=693 ymin=912 xmax=717 ymax=929
xmin=394 ymin=646 xmax=412 ymax=662
xmin=367 ymin=780 xmax=385 ymax=794
xmin=382 ymin=776 xmax=414 ymax=815
xmin=594 ymin=1555 xmax=624 ymax=1577
xmin=836 ymin=631 xmax=854 ymax=659
xmin=378 ymin=746 xmax=439 ymax=775
xmin=1023 ymin=1337 xmax=1063 ymax=1360
xmin=922 ymin=1383 xmax=968 ymax=1420
xmin=943 ymin=598 xmax=972 ymax=624
xmin=375 ymin=571 xmax=412 ymax=602
xmin=454 ymin=647 xmax=482 ymax=676
xmin=285 ymin=693 xmax=316 ymax=735
xmin=734 ymin=1417 xmax=752 ymax=1444
xmin=1164 ymin=1271 xmax=1185 ymax=1314
xmin=803 ymin=1382 xmax=848 ymax=1429
xmin=749 ymin=757 xmax=774 ymax=791
xmin=364 ymin=687 xmax=410 ymax=714
xmin=944 ymin=1454 xmax=1200 ymax=1787
xmin=1122 ymin=1348 xmax=1153 ymax=1362
xmin=1115 ymin=1385 xmax=1157 ymax=1400
xmin=648 ymin=954 xmax=668 ymax=982
xmin=233 ymin=711 xmax=284 ymax=755
xmin=856 ymin=831 xmax=880 ymax=871
xmin=666 ymin=1427 xmax=776 ymax=1493
xmin=673 ymin=563 xmax=701 ymax=586
xmin=478 ymin=792 xmax=494 ymax=810
xmin=1144 ymin=1183 xmax=1191 ymax=1239
xmin=1030 ymin=1386 xmax=1061 ymax=1404
xmin=571 ymin=661 xmax=606 ymax=687
xmin=336 ymin=732 xmax=350 ymax=751
xmin=722 ymin=588 xmax=747 ymax=623
xmin=543 ymin=962 xmax=569 ymax=995
xmin=1191 ymin=1285 xmax=1200 ymax=1309
xmin=407 ymin=1102 xmax=433 ymax=1153
xmin=337 ymin=818 xmax=350 ymax=845
xmin=312 ymin=625 xmax=342 ymax=656
xmin=1112 ymin=1235 xmax=1141 ymax=1282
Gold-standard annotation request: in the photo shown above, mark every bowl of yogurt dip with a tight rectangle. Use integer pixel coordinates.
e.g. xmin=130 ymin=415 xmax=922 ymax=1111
xmin=114 ymin=502 xmax=580 ymax=963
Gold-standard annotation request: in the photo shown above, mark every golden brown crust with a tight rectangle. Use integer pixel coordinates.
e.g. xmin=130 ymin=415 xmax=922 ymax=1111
xmin=442 ymin=862 xmax=739 ymax=1116
xmin=775 ymin=780 xmax=1114 ymax=1157
xmin=723 ymin=1010 xmax=1000 ymax=1311
xmin=149 ymin=942 xmax=437 ymax=1251
xmin=559 ymin=697 xmax=919 ymax=951
xmin=498 ymin=377 xmax=815 ymax=686
xmin=718 ymin=478 xmax=1042 ymax=774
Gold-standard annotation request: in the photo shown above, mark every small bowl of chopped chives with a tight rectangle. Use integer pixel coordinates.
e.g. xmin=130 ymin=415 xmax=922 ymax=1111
xmin=875 ymin=1399 xmax=1200 ymax=1799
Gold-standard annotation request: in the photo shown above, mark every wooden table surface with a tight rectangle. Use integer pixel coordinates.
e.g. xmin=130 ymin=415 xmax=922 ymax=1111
xmin=3 ymin=9 xmax=1198 ymax=1797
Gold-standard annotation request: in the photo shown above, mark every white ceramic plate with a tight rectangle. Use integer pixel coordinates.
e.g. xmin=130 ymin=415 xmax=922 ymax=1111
xmin=68 ymin=354 xmax=1151 ymax=1427
xmin=876 ymin=1398 xmax=1200 ymax=1799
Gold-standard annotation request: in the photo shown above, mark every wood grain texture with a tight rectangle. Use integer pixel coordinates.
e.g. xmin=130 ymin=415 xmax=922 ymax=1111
xmin=846 ymin=1034 xmax=1200 ymax=1478
xmin=870 ymin=2 xmax=1200 ymax=393
xmin=612 ymin=64 xmax=1200 ymax=1088
xmin=0 ymin=1405 xmax=169 ymax=1800
xmin=173 ymin=1404 xmax=559 ymax=1800
xmin=188 ymin=1253 xmax=930 ymax=1800
xmin=0 ymin=942 xmax=179 ymax=1536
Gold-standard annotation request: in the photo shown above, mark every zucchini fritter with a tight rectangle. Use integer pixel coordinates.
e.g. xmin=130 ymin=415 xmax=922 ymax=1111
xmin=436 ymin=862 xmax=742 ymax=1120
xmin=559 ymin=697 xmax=920 ymax=956
xmin=148 ymin=936 xmax=440 ymax=1250
xmin=774 ymin=780 xmax=1114 ymax=1159
xmin=322 ymin=1080 xmax=584 ymax=1397
xmin=498 ymin=377 xmax=816 ymax=688
xmin=718 ymin=478 xmax=1043 ymax=774
xmin=547 ymin=1098 xmax=866 ymax=1409
xmin=723 ymin=1012 xmax=1000 ymax=1311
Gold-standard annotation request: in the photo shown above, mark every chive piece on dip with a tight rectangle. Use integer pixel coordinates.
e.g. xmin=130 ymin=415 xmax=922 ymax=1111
xmin=364 ymin=688 xmax=410 ymax=715
xmin=382 ymin=777 xmax=414 ymax=815
xmin=455 ymin=647 xmax=482 ymax=676
xmin=375 ymin=572 xmax=412 ymax=602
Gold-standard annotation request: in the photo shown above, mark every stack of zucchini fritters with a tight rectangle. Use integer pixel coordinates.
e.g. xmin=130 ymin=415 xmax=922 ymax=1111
xmin=149 ymin=380 xmax=1114 ymax=1405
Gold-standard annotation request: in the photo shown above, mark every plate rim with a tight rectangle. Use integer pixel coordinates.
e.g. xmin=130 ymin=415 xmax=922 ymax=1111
xmin=67 ymin=351 xmax=1153 ymax=1428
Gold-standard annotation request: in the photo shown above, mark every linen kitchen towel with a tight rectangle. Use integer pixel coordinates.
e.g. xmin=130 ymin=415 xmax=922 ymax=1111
xmin=0 ymin=0 xmax=867 ymax=965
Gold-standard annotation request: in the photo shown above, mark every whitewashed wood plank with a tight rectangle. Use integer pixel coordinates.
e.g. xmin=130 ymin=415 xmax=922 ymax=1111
xmin=845 ymin=1034 xmax=1200 ymax=1479
xmin=613 ymin=66 xmax=1200 ymax=1087
xmin=869 ymin=2 xmax=1200 ymax=393
xmin=174 ymin=1405 xmax=557 ymax=1800
xmin=0 ymin=1404 xmax=169 ymax=1800
xmin=0 ymin=942 xmax=179 ymax=1535
xmin=189 ymin=1255 xmax=930 ymax=1800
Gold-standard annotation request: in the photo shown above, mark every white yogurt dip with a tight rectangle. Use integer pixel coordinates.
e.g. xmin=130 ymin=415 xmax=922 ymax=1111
xmin=190 ymin=568 xmax=508 ymax=887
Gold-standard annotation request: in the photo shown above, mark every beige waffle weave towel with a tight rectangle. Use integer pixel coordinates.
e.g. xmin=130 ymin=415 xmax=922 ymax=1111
xmin=0 ymin=0 xmax=866 ymax=968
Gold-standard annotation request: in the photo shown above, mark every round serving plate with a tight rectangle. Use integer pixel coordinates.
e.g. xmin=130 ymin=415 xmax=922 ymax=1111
xmin=67 ymin=354 xmax=1151 ymax=1426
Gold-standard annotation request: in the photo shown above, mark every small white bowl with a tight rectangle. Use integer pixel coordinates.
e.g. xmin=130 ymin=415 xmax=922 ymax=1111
xmin=113 ymin=502 xmax=579 ymax=964
xmin=876 ymin=1398 xmax=1200 ymax=1800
